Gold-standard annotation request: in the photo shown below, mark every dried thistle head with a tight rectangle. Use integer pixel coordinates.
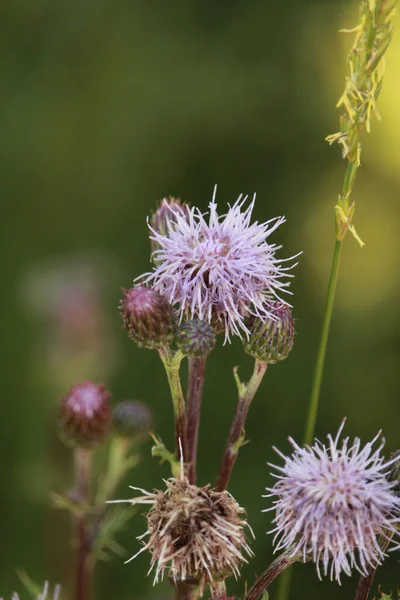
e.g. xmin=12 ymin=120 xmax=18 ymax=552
xmin=111 ymin=476 xmax=253 ymax=594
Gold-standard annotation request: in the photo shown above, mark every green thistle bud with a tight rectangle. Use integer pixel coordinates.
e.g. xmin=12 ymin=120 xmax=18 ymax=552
xmin=177 ymin=319 xmax=216 ymax=357
xmin=120 ymin=285 xmax=176 ymax=349
xmin=243 ymin=302 xmax=294 ymax=364
xmin=113 ymin=400 xmax=152 ymax=439
xmin=150 ymin=197 xmax=187 ymax=261
xmin=59 ymin=381 xmax=112 ymax=448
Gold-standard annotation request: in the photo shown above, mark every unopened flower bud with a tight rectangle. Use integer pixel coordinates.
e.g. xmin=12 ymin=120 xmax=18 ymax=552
xmin=177 ymin=319 xmax=216 ymax=358
xmin=59 ymin=381 xmax=112 ymax=448
xmin=113 ymin=400 xmax=152 ymax=439
xmin=150 ymin=197 xmax=187 ymax=261
xmin=243 ymin=302 xmax=294 ymax=364
xmin=120 ymin=285 xmax=176 ymax=349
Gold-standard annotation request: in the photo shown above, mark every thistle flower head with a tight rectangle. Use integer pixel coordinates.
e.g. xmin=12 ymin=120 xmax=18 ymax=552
xmin=110 ymin=473 xmax=253 ymax=594
xmin=141 ymin=188 xmax=297 ymax=342
xmin=120 ymin=285 xmax=176 ymax=349
xmin=59 ymin=381 xmax=112 ymax=448
xmin=265 ymin=421 xmax=400 ymax=582
xmin=243 ymin=301 xmax=295 ymax=364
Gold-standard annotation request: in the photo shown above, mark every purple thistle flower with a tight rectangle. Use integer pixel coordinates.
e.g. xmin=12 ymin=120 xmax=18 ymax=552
xmin=265 ymin=421 xmax=400 ymax=583
xmin=140 ymin=187 xmax=298 ymax=342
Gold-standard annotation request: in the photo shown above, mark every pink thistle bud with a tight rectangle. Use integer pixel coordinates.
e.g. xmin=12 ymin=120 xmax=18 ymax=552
xmin=243 ymin=301 xmax=294 ymax=364
xmin=120 ymin=285 xmax=176 ymax=349
xmin=59 ymin=381 xmax=112 ymax=448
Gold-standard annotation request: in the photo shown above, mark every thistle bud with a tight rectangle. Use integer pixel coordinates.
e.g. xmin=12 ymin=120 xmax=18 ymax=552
xmin=177 ymin=319 xmax=216 ymax=358
xmin=59 ymin=381 xmax=112 ymax=448
xmin=243 ymin=302 xmax=294 ymax=364
xmin=113 ymin=400 xmax=152 ymax=440
xmin=150 ymin=197 xmax=187 ymax=260
xmin=120 ymin=285 xmax=176 ymax=349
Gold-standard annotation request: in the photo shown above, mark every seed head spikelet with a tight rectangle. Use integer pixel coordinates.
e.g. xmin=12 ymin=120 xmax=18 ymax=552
xmin=140 ymin=187 xmax=298 ymax=342
xmin=265 ymin=421 xmax=400 ymax=582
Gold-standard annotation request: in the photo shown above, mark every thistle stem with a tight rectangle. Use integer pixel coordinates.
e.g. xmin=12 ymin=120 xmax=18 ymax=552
xmin=174 ymin=579 xmax=201 ymax=600
xmin=186 ymin=356 xmax=206 ymax=484
xmin=244 ymin=552 xmax=301 ymax=600
xmin=210 ymin=580 xmax=227 ymax=599
xmin=216 ymin=359 xmax=268 ymax=491
xmin=158 ymin=346 xmax=187 ymax=462
xmin=74 ymin=448 xmax=93 ymax=600
xmin=353 ymin=534 xmax=392 ymax=600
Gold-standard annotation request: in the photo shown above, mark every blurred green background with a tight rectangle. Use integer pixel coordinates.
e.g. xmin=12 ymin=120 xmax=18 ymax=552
xmin=1 ymin=0 xmax=400 ymax=598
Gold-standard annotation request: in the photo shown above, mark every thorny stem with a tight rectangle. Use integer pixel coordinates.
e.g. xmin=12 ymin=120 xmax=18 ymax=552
xmin=158 ymin=345 xmax=187 ymax=462
xmin=74 ymin=448 xmax=93 ymax=600
xmin=216 ymin=359 xmax=268 ymax=491
xmin=186 ymin=356 xmax=206 ymax=484
xmin=353 ymin=534 xmax=393 ymax=600
xmin=244 ymin=552 xmax=301 ymax=600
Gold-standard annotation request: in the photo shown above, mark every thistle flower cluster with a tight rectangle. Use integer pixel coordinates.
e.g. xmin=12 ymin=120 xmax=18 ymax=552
xmin=266 ymin=422 xmax=400 ymax=582
xmin=141 ymin=188 xmax=297 ymax=341
xmin=111 ymin=474 xmax=253 ymax=594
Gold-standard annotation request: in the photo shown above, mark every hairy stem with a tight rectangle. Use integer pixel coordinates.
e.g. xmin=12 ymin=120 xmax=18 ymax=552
xmin=244 ymin=552 xmax=301 ymax=600
xmin=158 ymin=346 xmax=187 ymax=462
xmin=74 ymin=448 xmax=93 ymax=600
xmin=216 ymin=359 xmax=268 ymax=491
xmin=186 ymin=356 xmax=206 ymax=484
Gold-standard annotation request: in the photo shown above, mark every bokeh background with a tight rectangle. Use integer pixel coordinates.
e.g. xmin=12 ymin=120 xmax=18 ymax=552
xmin=1 ymin=0 xmax=400 ymax=598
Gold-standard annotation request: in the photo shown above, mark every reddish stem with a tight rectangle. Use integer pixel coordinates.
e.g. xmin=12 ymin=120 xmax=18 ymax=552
xmin=216 ymin=359 xmax=267 ymax=491
xmin=186 ymin=357 xmax=206 ymax=484
xmin=74 ymin=448 xmax=93 ymax=600
xmin=353 ymin=534 xmax=392 ymax=600
xmin=244 ymin=552 xmax=301 ymax=600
